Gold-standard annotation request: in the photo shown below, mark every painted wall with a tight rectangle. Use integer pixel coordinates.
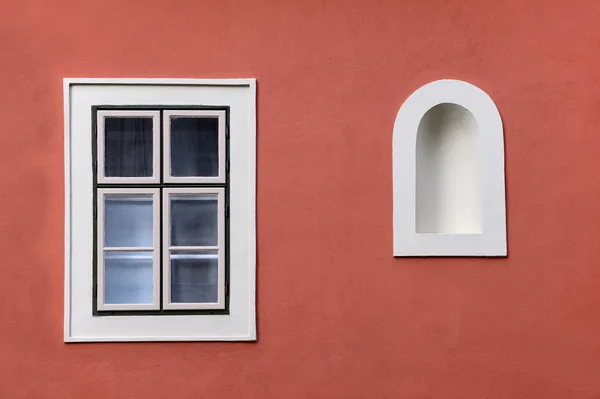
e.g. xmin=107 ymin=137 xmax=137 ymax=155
xmin=1 ymin=0 xmax=599 ymax=397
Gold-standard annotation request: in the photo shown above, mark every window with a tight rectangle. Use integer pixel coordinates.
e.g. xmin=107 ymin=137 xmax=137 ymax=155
xmin=393 ymin=79 xmax=506 ymax=257
xmin=65 ymin=79 xmax=256 ymax=341
xmin=94 ymin=109 xmax=228 ymax=314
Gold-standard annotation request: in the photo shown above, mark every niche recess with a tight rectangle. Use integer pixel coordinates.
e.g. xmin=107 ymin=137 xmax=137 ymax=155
xmin=393 ymin=80 xmax=506 ymax=257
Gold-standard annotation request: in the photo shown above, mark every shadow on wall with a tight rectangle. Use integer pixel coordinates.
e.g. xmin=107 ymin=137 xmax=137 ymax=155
xmin=416 ymin=103 xmax=482 ymax=234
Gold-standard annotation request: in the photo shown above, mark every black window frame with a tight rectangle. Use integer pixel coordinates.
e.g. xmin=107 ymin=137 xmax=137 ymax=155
xmin=92 ymin=105 xmax=230 ymax=316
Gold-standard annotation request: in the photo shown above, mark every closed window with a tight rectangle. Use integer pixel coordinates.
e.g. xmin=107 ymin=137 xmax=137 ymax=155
xmin=94 ymin=109 xmax=228 ymax=314
xmin=64 ymin=79 xmax=256 ymax=342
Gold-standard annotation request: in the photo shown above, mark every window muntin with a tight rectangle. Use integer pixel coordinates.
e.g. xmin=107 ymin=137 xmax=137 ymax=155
xmin=97 ymin=111 xmax=160 ymax=184
xmin=95 ymin=108 xmax=228 ymax=314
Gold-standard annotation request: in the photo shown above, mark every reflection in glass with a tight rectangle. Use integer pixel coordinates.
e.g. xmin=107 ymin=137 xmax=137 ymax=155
xmin=170 ymin=117 xmax=219 ymax=177
xmin=104 ymin=195 xmax=153 ymax=247
xmin=170 ymin=194 xmax=218 ymax=247
xmin=105 ymin=117 xmax=153 ymax=177
xmin=170 ymin=251 xmax=218 ymax=303
xmin=104 ymin=251 xmax=153 ymax=305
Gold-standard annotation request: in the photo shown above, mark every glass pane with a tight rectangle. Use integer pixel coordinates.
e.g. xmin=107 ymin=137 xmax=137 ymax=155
xmin=170 ymin=251 xmax=218 ymax=303
xmin=170 ymin=194 xmax=218 ymax=246
xmin=105 ymin=117 xmax=153 ymax=177
xmin=105 ymin=195 xmax=153 ymax=247
xmin=104 ymin=251 xmax=153 ymax=305
xmin=170 ymin=117 xmax=219 ymax=177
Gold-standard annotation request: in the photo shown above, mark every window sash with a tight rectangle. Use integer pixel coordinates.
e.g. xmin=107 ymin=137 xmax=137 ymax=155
xmin=163 ymin=110 xmax=227 ymax=184
xmin=97 ymin=188 xmax=161 ymax=311
xmin=97 ymin=110 xmax=161 ymax=184
xmin=162 ymin=187 xmax=226 ymax=310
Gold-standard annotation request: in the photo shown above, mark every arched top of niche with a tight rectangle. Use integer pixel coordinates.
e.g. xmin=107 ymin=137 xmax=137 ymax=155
xmin=392 ymin=80 xmax=506 ymax=257
xmin=393 ymin=80 xmax=502 ymax=147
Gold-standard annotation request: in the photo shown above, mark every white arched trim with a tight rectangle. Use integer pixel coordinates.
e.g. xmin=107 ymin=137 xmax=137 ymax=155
xmin=393 ymin=79 xmax=506 ymax=256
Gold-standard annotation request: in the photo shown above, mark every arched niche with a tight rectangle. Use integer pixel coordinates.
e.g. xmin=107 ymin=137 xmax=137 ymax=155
xmin=393 ymin=80 xmax=506 ymax=256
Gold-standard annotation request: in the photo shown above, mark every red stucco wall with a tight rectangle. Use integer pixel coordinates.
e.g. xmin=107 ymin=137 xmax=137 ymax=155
xmin=1 ymin=0 xmax=600 ymax=397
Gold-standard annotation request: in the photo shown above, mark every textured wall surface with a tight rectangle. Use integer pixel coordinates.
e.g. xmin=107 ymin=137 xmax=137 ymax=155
xmin=1 ymin=0 xmax=600 ymax=397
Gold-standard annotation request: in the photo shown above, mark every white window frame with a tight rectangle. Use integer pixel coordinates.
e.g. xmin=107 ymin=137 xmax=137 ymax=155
xmin=163 ymin=110 xmax=227 ymax=184
xmin=392 ymin=79 xmax=506 ymax=257
xmin=64 ymin=78 xmax=256 ymax=342
xmin=97 ymin=110 xmax=161 ymax=184
xmin=163 ymin=187 xmax=226 ymax=310
xmin=97 ymin=188 xmax=160 ymax=311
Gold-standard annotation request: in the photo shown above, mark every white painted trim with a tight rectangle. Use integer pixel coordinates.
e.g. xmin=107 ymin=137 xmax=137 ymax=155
xmin=64 ymin=78 xmax=256 ymax=86
xmin=97 ymin=188 xmax=160 ymax=311
xmin=392 ymin=79 xmax=506 ymax=257
xmin=103 ymin=247 xmax=155 ymax=252
xmin=65 ymin=335 xmax=256 ymax=343
xmin=63 ymin=79 xmax=72 ymax=343
xmin=162 ymin=187 xmax=225 ymax=310
xmin=97 ymin=110 xmax=160 ymax=184
xmin=163 ymin=110 xmax=226 ymax=184
xmin=168 ymin=246 xmax=219 ymax=251
xmin=64 ymin=78 xmax=256 ymax=342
